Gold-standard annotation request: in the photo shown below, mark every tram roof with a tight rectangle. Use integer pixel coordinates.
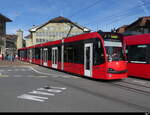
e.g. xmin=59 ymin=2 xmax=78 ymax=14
xmin=124 ymin=34 xmax=150 ymax=45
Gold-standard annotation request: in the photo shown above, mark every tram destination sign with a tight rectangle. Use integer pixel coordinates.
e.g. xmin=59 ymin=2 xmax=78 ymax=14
xmin=104 ymin=33 xmax=121 ymax=42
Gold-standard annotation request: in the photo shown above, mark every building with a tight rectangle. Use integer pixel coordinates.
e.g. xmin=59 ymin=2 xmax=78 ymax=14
xmin=0 ymin=13 xmax=12 ymax=58
xmin=25 ymin=16 xmax=90 ymax=46
xmin=4 ymin=29 xmax=26 ymax=57
xmin=116 ymin=16 xmax=150 ymax=36
xmin=5 ymin=34 xmax=17 ymax=56
xmin=24 ymin=34 xmax=32 ymax=47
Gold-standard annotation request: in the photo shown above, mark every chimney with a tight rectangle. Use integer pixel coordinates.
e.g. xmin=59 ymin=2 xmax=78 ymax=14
xmin=17 ymin=29 xmax=23 ymax=49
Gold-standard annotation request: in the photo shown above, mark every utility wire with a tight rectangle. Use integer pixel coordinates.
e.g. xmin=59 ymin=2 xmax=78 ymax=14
xmin=68 ymin=0 xmax=103 ymax=18
xmin=83 ymin=1 xmax=150 ymax=26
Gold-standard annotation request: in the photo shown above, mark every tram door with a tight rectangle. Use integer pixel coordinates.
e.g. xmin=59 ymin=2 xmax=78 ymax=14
xmin=84 ymin=43 xmax=93 ymax=77
xmin=43 ymin=48 xmax=48 ymax=66
xmin=52 ymin=47 xmax=58 ymax=69
xmin=29 ymin=49 xmax=32 ymax=63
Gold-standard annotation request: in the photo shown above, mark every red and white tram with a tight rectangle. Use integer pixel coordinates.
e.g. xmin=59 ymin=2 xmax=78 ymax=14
xmin=18 ymin=31 xmax=127 ymax=80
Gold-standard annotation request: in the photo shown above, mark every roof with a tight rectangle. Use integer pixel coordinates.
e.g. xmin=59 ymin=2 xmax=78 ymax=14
xmin=0 ymin=13 xmax=12 ymax=22
xmin=116 ymin=16 xmax=150 ymax=34
xmin=29 ymin=25 xmax=40 ymax=32
xmin=116 ymin=25 xmax=128 ymax=33
xmin=6 ymin=34 xmax=17 ymax=42
xmin=29 ymin=16 xmax=90 ymax=32
xmin=127 ymin=16 xmax=150 ymax=29
xmin=24 ymin=34 xmax=32 ymax=39
xmin=6 ymin=35 xmax=17 ymax=39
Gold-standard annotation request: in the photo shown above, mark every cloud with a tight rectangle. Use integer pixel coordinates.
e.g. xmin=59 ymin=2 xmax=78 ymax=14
xmin=7 ymin=11 xmax=21 ymax=20
xmin=28 ymin=4 xmax=56 ymax=15
xmin=138 ymin=0 xmax=150 ymax=16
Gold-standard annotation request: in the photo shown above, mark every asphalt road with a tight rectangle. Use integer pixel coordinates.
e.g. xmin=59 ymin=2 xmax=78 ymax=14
xmin=0 ymin=65 xmax=149 ymax=112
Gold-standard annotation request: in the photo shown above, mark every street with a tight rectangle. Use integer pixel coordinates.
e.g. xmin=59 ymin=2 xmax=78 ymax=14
xmin=0 ymin=61 xmax=149 ymax=112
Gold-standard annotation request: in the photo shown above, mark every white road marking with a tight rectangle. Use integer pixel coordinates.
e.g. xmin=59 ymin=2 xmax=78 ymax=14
xmin=133 ymin=80 xmax=146 ymax=85
xmin=27 ymin=75 xmax=48 ymax=78
xmin=37 ymin=88 xmax=62 ymax=93
xmin=29 ymin=66 xmax=78 ymax=79
xmin=29 ymin=90 xmax=55 ymax=96
xmin=18 ymin=86 xmax=67 ymax=102
xmin=29 ymin=67 xmax=59 ymax=76
xmin=7 ymin=70 xmax=12 ymax=71
xmin=21 ymin=69 xmax=26 ymax=71
xmin=17 ymin=94 xmax=48 ymax=102
xmin=50 ymin=86 xmax=67 ymax=90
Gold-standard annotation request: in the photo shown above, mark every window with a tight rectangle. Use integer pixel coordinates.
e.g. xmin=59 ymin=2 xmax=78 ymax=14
xmin=35 ymin=48 xmax=41 ymax=59
xmin=64 ymin=42 xmax=84 ymax=64
xmin=64 ymin=46 xmax=74 ymax=63
xmin=64 ymin=38 xmax=104 ymax=65
xmin=93 ymin=40 xmax=105 ymax=65
xmin=127 ymin=45 xmax=148 ymax=63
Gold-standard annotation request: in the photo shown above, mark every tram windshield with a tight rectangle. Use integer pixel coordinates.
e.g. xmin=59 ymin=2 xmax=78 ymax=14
xmin=105 ymin=41 xmax=125 ymax=62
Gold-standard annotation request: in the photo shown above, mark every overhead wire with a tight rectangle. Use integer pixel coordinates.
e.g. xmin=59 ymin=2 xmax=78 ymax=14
xmin=68 ymin=0 xmax=104 ymax=18
xmin=83 ymin=1 xmax=150 ymax=26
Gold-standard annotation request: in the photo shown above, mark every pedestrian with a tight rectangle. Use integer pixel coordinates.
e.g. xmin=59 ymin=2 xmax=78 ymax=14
xmin=6 ymin=54 xmax=9 ymax=60
xmin=2 ymin=54 xmax=4 ymax=60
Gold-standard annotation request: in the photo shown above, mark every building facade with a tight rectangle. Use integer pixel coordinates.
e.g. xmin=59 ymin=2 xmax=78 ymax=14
xmin=5 ymin=34 xmax=17 ymax=56
xmin=26 ymin=16 xmax=90 ymax=46
xmin=0 ymin=13 xmax=12 ymax=59
xmin=117 ymin=16 xmax=150 ymax=36
xmin=24 ymin=34 xmax=32 ymax=47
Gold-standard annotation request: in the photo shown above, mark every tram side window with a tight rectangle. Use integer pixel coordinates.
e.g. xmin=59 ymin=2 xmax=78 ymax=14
xmin=48 ymin=47 xmax=51 ymax=60
xmin=64 ymin=45 xmax=74 ymax=63
xmin=24 ymin=50 xmax=27 ymax=58
xmin=35 ymin=48 xmax=40 ymax=59
xmin=32 ymin=48 xmax=35 ymax=59
xmin=74 ymin=44 xmax=84 ymax=64
xmin=20 ymin=50 xmax=27 ymax=58
xmin=127 ymin=45 xmax=148 ymax=63
xmin=27 ymin=50 xmax=30 ymax=58
xmin=64 ymin=43 xmax=84 ymax=64
xmin=58 ymin=46 xmax=62 ymax=62
xmin=93 ymin=41 xmax=105 ymax=65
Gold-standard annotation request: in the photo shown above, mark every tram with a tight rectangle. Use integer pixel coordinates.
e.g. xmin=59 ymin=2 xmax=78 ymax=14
xmin=18 ymin=31 xmax=128 ymax=80
xmin=124 ymin=34 xmax=150 ymax=79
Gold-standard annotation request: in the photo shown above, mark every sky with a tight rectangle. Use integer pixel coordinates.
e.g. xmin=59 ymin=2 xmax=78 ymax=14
xmin=0 ymin=0 xmax=150 ymax=36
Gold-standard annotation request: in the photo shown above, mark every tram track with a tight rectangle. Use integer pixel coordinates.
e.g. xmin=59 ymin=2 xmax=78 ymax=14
xmin=112 ymin=79 xmax=150 ymax=96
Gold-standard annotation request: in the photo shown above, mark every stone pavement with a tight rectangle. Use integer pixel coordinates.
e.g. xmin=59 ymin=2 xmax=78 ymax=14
xmin=0 ymin=60 xmax=36 ymax=67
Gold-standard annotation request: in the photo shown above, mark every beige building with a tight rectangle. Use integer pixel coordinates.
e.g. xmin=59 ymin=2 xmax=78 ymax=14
xmin=24 ymin=34 xmax=32 ymax=47
xmin=25 ymin=16 xmax=90 ymax=47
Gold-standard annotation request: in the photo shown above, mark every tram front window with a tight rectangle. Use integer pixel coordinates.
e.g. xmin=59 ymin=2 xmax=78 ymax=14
xmin=105 ymin=41 xmax=125 ymax=62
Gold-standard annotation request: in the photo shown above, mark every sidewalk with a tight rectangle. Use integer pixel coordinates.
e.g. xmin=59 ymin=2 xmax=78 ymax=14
xmin=0 ymin=60 xmax=36 ymax=67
